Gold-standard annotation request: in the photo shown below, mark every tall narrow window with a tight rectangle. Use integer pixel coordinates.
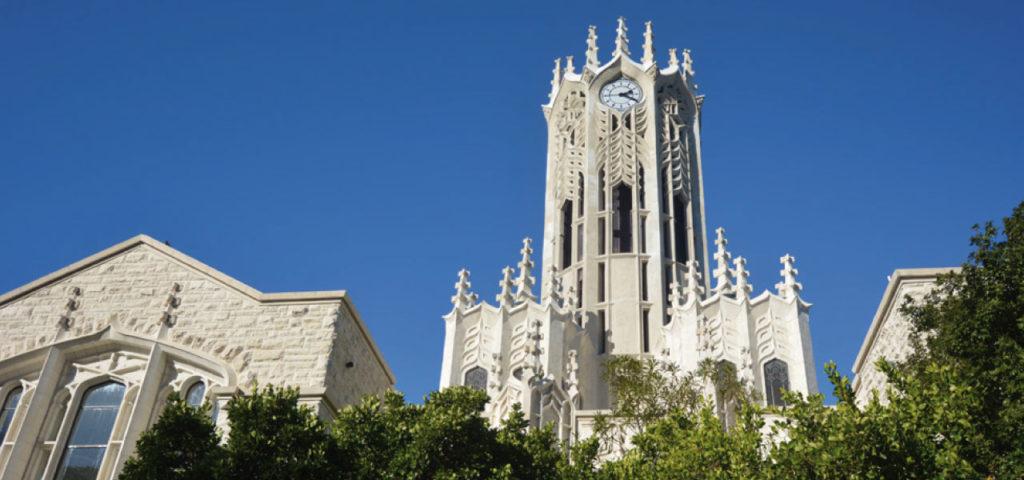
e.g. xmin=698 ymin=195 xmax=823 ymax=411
xmin=598 ymin=310 xmax=607 ymax=354
xmin=664 ymin=265 xmax=673 ymax=300
xmin=673 ymin=195 xmax=689 ymax=264
xmin=0 ymin=387 xmax=23 ymax=441
xmin=576 ymin=224 xmax=583 ymax=262
xmin=185 ymin=382 xmax=206 ymax=408
xmin=638 ymin=166 xmax=646 ymax=209
xmin=612 ymin=184 xmax=632 ymax=253
xmin=598 ymin=168 xmax=606 ymax=211
xmin=561 ymin=201 xmax=573 ymax=269
xmin=598 ymin=218 xmax=606 ymax=255
xmin=576 ymin=268 xmax=583 ymax=309
xmin=660 ymin=166 xmax=669 ymax=214
xmin=639 ymin=216 xmax=647 ymax=253
xmin=55 ymin=381 xmax=126 ymax=480
xmin=662 ymin=220 xmax=672 ymax=260
xmin=641 ymin=261 xmax=649 ymax=301
xmin=764 ymin=359 xmax=790 ymax=406
xmin=597 ymin=262 xmax=606 ymax=303
xmin=642 ymin=309 xmax=650 ymax=353
xmin=578 ymin=173 xmax=585 ymax=217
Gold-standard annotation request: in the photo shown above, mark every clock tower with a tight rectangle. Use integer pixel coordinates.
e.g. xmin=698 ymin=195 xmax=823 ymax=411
xmin=440 ymin=18 xmax=818 ymax=446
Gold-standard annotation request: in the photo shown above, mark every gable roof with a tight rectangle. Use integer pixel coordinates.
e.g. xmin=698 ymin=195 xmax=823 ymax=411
xmin=0 ymin=234 xmax=394 ymax=383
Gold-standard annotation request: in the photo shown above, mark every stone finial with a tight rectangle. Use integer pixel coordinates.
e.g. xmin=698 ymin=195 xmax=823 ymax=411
xmin=668 ymin=48 xmax=679 ymax=68
xmin=712 ymin=227 xmax=736 ymax=295
xmin=683 ymin=259 xmax=705 ymax=303
xmin=566 ymin=349 xmax=580 ymax=399
xmin=586 ymin=25 xmax=599 ymax=68
xmin=668 ymin=281 xmax=684 ymax=307
xmin=642 ymin=21 xmax=655 ymax=65
xmin=614 ymin=17 xmax=630 ymax=58
xmin=549 ymin=58 xmax=562 ymax=100
xmin=775 ymin=254 xmax=803 ymax=300
xmin=497 ymin=266 xmax=516 ymax=308
xmin=564 ymin=284 xmax=577 ymax=312
xmin=565 ymin=56 xmax=576 ymax=75
xmin=542 ymin=265 xmax=562 ymax=307
xmin=733 ymin=257 xmax=752 ymax=301
xmin=452 ymin=269 xmax=477 ymax=311
xmin=514 ymin=238 xmax=537 ymax=303
xmin=682 ymin=48 xmax=695 ymax=77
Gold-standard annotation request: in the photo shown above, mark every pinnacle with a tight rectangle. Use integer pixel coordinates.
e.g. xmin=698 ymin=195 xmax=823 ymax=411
xmin=775 ymin=254 xmax=803 ymax=300
xmin=712 ymin=227 xmax=736 ymax=295
xmin=642 ymin=21 xmax=655 ymax=65
xmin=514 ymin=238 xmax=537 ymax=303
xmin=614 ymin=17 xmax=630 ymax=58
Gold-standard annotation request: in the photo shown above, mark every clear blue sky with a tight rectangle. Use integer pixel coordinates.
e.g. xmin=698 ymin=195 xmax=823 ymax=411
xmin=2 ymin=1 xmax=1021 ymax=404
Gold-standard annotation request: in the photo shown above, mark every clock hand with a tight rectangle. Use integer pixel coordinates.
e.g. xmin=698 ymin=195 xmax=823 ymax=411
xmin=618 ymin=91 xmax=639 ymax=101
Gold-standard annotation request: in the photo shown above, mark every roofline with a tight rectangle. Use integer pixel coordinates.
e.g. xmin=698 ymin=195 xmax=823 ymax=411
xmin=851 ymin=267 xmax=958 ymax=377
xmin=0 ymin=234 xmax=395 ymax=384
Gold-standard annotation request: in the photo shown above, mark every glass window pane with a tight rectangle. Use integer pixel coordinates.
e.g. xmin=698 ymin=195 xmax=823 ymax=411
xmin=56 ymin=446 xmax=106 ymax=480
xmin=82 ymin=383 xmax=125 ymax=407
xmin=186 ymin=383 xmax=206 ymax=407
xmin=1 ymin=387 xmax=23 ymax=441
xmin=68 ymin=407 xmax=119 ymax=446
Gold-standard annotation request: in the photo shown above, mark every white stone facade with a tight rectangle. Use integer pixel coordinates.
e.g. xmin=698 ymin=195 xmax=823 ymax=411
xmin=852 ymin=267 xmax=956 ymax=406
xmin=440 ymin=19 xmax=818 ymax=440
xmin=0 ymin=235 xmax=394 ymax=480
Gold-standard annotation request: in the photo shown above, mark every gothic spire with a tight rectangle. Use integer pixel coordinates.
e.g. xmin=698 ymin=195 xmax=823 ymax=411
xmin=668 ymin=48 xmax=679 ymax=68
xmin=642 ymin=21 xmax=655 ymax=65
xmin=734 ymin=257 xmax=752 ymax=301
xmin=497 ymin=266 xmax=515 ymax=308
xmin=682 ymin=49 xmax=695 ymax=78
xmin=775 ymin=254 xmax=803 ymax=300
xmin=614 ymin=17 xmax=630 ymax=58
xmin=549 ymin=58 xmax=562 ymax=100
xmin=452 ymin=269 xmax=477 ymax=311
xmin=586 ymin=25 xmax=599 ymax=68
xmin=565 ymin=55 xmax=576 ymax=75
xmin=514 ymin=238 xmax=537 ymax=303
xmin=712 ymin=227 xmax=736 ymax=295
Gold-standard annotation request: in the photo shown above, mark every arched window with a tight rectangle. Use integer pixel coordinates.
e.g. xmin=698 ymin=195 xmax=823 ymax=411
xmin=577 ymin=172 xmax=585 ymax=217
xmin=464 ymin=366 xmax=487 ymax=391
xmin=673 ymin=194 xmax=689 ymax=263
xmin=611 ymin=183 xmax=632 ymax=253
xmin=764 ymin=359 xmax=790 ymax=406
xmin=598 ymin=168 xmax=606 ymax=211
xmin=185 ymin=382 xmax=206 ymax=408
xmin=55 ymin=381 xmax=126 ymax=480
xmin=0 ymin=386 xmax=23 ymax=441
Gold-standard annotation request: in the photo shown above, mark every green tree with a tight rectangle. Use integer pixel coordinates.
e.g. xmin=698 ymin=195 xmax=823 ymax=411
xmin=899 ymin=200 xmax=1024 ymax=477
xmin=119 ymin=393 xmax=221 ymax=480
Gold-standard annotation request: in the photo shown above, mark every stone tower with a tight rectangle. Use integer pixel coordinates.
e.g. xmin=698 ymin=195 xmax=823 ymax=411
xmin=440 ymin=19 xmax=817 ymax=443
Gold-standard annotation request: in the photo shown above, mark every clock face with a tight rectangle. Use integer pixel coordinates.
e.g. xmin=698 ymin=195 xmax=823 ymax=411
xmin=599 ymin=78 xmax=643 ymax=112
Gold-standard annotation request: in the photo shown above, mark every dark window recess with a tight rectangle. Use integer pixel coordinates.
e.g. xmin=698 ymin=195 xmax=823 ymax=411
xmin=577 ymin=224 xmax=583 ymax=262
xmin=660 ymin=166 xmax=669 ymax=213
xmin=663 ymin=220 xmax=672 ymax=260
xmin=598 ymin=310 xmax=607 ymax=354
xmin=576 ymin=268 xmax=583 ymax=308
xmin=598 ymin=218 xmax=606 ymax=255
xmin=611 ymin=115 xmax=618 ymax=131
xmin=578 ymin=173 xmax=585 ymax=217
xmin=561 ymin=201 xmax=573 ymax=269
xmin=464 ymin=366 xmax=488 ymax=391
xmin=624 ymin=113 xmax=631 ymax=130
xmin=599 ymin=169 xmax=606 ymax=211
xmin=640 ymin=216 xmax=647 ymax=253
xmin=764 ymin=359 xmax=790 ymax=406
xmin=598 ymin=263 xmax=606 ymax=303
xmin=673 ymin=195 xmax=688 ymax=264
xmin=641 ymin=261 xmax=649 ymax=301
xmin=638 ymin=166 xmax=646 ymax=209
xmin=664 ymin=265 xmax=673 ymax=299
xmin=642 ymin=309 xmax=650 ymax=353
xmin=612 ymin=184 xmax=633 ymax=253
